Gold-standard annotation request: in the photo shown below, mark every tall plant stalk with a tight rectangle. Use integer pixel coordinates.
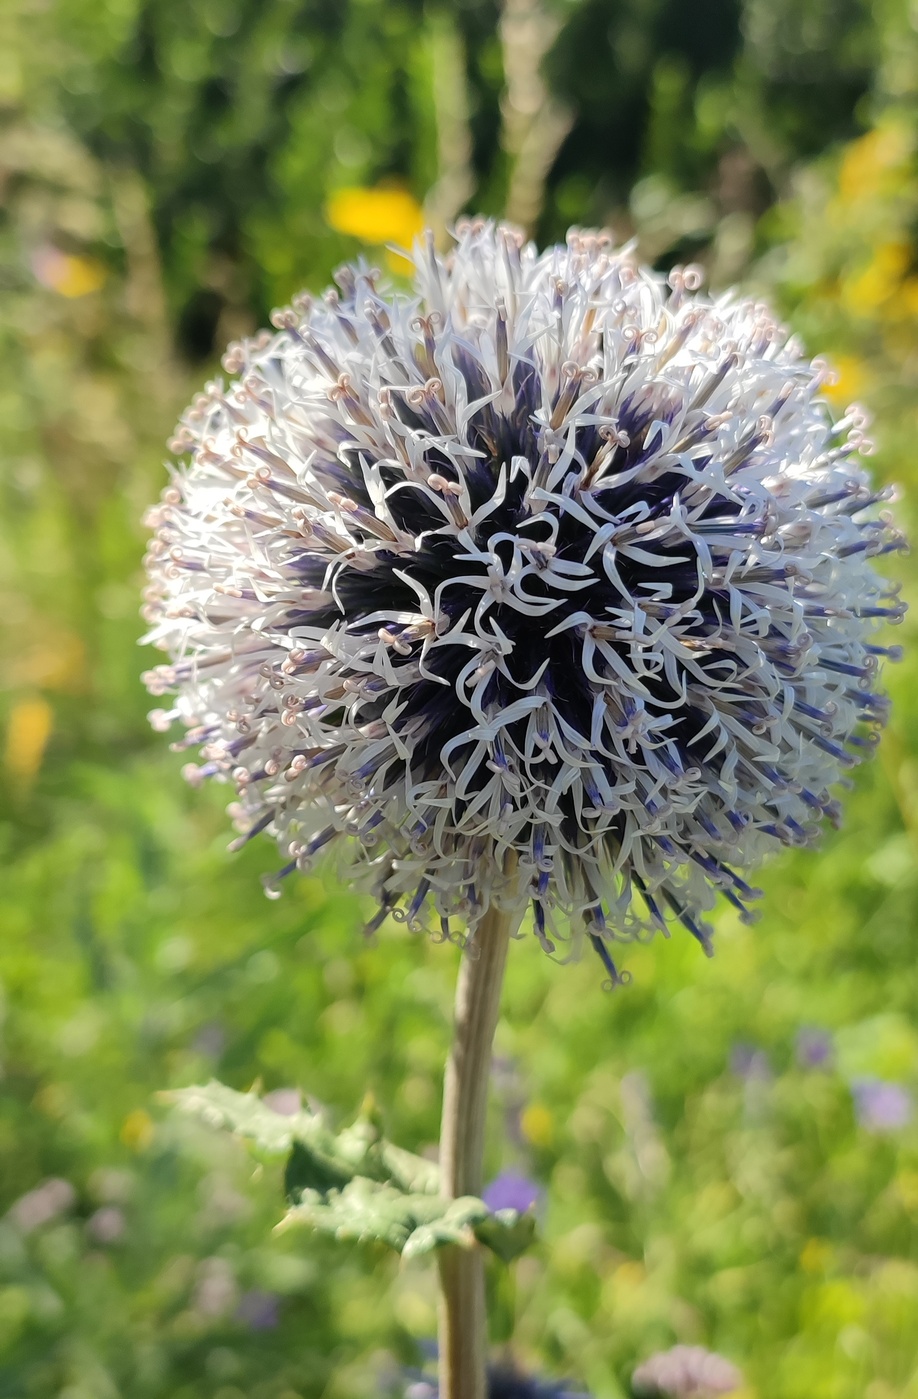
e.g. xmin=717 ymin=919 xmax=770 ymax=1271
xmin=437 ymin=900 xmax=521 ymax=1399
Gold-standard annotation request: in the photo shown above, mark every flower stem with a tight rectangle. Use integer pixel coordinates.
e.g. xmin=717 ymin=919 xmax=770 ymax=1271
xmin=437 ymin=900 xmax=520 ymax=1399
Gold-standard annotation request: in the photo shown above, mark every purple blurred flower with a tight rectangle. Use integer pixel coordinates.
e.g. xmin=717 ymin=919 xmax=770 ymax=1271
xmin=236 ymin=1288 xmax=280 ymax=1331
xmin=729 ymin=1043 xmax=771 ymax=1081
xmin=482 ymin=1172 xmax=542 ymax=1214
xmin=796 ymin=1026 xmax=834 ymax=1070
xmin=86 ymin=1206 xmax=126 ymax=1245
xmin=263 ymin=1088 xmax=302 ymax=1117
xmin=8 ymin=1178 xmax=76 ymax=1234
xmin=632 ymin=1345 xmax=742 ymax=1397
xmin=852 ymin=1078 xmax=913 ymax=1132
xmin=192 ymin=1021 xmax=227 ymax=1058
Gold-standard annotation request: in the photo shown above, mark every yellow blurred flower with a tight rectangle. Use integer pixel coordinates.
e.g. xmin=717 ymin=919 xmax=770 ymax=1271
xmin=120 ymin=1108 xmax=155 ymax=1151
xmin=520 ymin=1102 xmax=555 ymax=1148
xmin=823 ymin=353 xmax=868 ymax=405
xmin=838 ymin=123 xmax=912 ymax=205
xmin=4 ymin=695 xmax=53 ymax=785
xmin=31 ymin=245 xmax=106 ymax=298
xmin=799 ymin=1237 xmax=833 ymax=1274
xmin=12 ymin=631 xmax=85 ymax=691
xmin=325 ymin=185 xmax=424 ymax=250
xmin=612 ymin=1259 xmax=646 ymax=1288
xmin=841 ymin=242 xmax=911 ymax=318
xmin=892 ymin=275 xmax=918 ymax=320
xmin=894 ymin=1170 xmax=918 ymax=1214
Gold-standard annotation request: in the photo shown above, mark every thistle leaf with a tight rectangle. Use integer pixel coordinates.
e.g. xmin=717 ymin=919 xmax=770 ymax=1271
xmin=281 ymin=1181 xmax=480 ymax=1256
xmin=170 ymin=1081 xmax=536 ymax=1261
xmin=169 ymin=1081 xmax=355 ymax=1189
xmin=473 ymin=1206 xmax=537 ymax=1263
xmin=282 ymin=1182 xmax=532 ymax=1261
xmin=169 ymin=1081 xmax=439 ymax=1194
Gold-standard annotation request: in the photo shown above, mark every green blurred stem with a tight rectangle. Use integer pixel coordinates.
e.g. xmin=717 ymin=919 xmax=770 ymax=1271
xmin=437 ymin=898 xmax=520 ymax=1399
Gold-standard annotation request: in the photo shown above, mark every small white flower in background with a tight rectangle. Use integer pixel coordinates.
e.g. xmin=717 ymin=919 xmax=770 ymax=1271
xmin=632 ymin=1344 xmax=743 ymax=1397
xmin=263 ymin=1087 xmax=303 ymax=1117
xmin=192 ymin=1256 xmax=238 ymax=1319
xmin=142 ymin=220 xmax=903 ymax=981
xmin=7 ymin=1178 xmax=76 ymax=1234
xmin=86 ymin=1205 xmax=126 ymax=1245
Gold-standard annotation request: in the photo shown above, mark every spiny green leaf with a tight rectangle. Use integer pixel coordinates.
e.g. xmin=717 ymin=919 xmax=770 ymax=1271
xmin=170 ymin=1081 xmax=440 ymax=1196
xmin=472 ymin=1207 xmax=537 ymax=1263
xmin=283 ymin=1138 xmax=352 ymax=1197
xmin=168 ymin=1081 xmax=352 ymax=1191
xmin=171 ymin=1081 xmax=535 ymax=1261
xmin=281 ymin=1180 xmax=532 ymax=1260
xmin=401 ymin=1197 xmax=492 ymax=1260
xmin=280 ymin=1178 xmax=458 ymax=1254
xmin=168 ymin=1081 xmax=324 ymax=1154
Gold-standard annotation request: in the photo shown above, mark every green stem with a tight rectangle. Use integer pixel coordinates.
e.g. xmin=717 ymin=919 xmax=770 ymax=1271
xmin=437 ymin=899 xmax=520 ymax=1399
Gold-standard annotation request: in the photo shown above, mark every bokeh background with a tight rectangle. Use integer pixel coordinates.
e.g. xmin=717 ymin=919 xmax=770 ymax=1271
xmin=2 ymin=1 xmax=918 ymax=1395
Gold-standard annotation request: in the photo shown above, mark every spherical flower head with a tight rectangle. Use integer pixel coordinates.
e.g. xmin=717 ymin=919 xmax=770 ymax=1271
xmin=142 ymin=220 xmax=903 ymax=980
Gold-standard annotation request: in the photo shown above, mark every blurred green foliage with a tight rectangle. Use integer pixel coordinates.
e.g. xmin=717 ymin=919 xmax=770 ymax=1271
xmin=2 ymin=0 xmax=918 ymax=1395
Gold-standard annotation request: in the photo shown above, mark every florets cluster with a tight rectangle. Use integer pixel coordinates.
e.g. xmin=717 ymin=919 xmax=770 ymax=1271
xmin=142 ymin=221 xmax=902 ymax=979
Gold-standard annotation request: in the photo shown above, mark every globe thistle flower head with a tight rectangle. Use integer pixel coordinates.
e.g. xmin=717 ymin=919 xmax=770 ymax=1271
xmin=142 ymin=220 xmax=903 ymax=981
